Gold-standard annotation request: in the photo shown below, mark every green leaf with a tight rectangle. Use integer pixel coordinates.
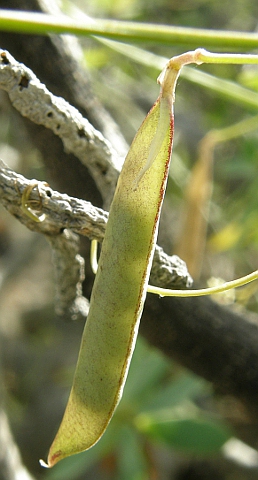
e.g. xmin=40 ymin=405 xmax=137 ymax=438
xmin=136 ymin=414 xmax=232 ymax=454
xmin=121 ymin=338 xmax=170 ymax=404
xmin=116 ymin=426 xmax=149 ymax=480
xmin=141 ymin=373 xmax=207 ymax=412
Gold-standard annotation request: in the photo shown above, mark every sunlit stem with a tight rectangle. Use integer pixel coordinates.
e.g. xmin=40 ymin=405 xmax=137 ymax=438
xmin=147 ymin=270 xmax=258 ymax=297
xmin=196 ymin=49 xmax=258 ymax=65
xmin=90 ymin=240 xmax=258 ymax=297
xmin=168 ymin=48 xmax=258 ymax=71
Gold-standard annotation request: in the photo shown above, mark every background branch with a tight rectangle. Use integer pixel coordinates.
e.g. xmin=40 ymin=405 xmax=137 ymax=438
xmin=0 ymin=409 xmax=35 ymax=480
xmin=0 ymin=48 xmax=120 ymax=207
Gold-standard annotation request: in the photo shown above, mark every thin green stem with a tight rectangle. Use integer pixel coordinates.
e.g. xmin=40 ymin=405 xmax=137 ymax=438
xmin=147 ymin=270 xmax=258 ymax=297
xmin=97 ymin=40 xmax=258 ymax=111
xmin=197 ymin=48 xmax=258 ymax=65
xmin=1 ymin=10 xmax=258 ymax=49
xmin=170 ymin=49 xmax=258 ymax=109
xmin=167 ymin=48 xmax=258 ymax=70
xmin=2 ymin=11 xmax=258 ymax=108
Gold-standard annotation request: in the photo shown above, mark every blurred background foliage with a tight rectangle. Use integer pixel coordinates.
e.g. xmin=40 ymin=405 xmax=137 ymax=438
xmin=1 ymin=0 xmax=258 ymax=479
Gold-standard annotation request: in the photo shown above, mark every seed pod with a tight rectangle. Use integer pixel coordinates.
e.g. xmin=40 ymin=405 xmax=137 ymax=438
xmin=46 ymin=61 xmax=180 ymax=467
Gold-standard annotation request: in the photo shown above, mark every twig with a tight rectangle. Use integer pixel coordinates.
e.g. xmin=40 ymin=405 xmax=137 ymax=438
xmin=0 ymin=159 xmax=192 ymax=291
xmin=0 ymin=49 xmax=122 ymax=207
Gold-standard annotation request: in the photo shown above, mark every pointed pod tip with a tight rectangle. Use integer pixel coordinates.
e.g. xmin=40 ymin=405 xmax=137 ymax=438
xmin=39 ymin=459 xmax=50 ymax=469
xmin=39 ymin=449 xmax=63 ymax=469
xmin=48 ymin=449 xmax=63 ymax=468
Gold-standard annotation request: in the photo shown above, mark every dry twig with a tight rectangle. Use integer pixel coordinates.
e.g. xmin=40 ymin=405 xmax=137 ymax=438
xmin=0 ymin=49 xmax=122 ymax=207
xmin=0 ymin=159 xmax=192 ymax=318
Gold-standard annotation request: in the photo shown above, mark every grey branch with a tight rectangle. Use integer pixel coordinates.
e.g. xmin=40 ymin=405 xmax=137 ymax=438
xmin=0 ymin=409 xmax=35 ymax=480
xmin=47 ymin=231 xmax=90 ymax=320
xmin=0 ymin=49 xmax=122 ymax=207
xmin=0 ymin=159 xmax=192 ymax=307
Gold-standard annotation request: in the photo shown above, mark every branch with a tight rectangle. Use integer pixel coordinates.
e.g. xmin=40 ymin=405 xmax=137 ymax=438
xmin=0 ymin=48 xmax=121 ymax=207
xmin=47 ymin=231 xmax=90 ymax=320
xmin=0 ymin=160 xmax=192 ymax=317
xmin=0 ymin=159 xmax=108 ymax=240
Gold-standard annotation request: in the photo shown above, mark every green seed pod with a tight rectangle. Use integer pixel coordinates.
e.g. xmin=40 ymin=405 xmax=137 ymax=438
xmin=46 ymin=60 xmax=180 ymax=468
